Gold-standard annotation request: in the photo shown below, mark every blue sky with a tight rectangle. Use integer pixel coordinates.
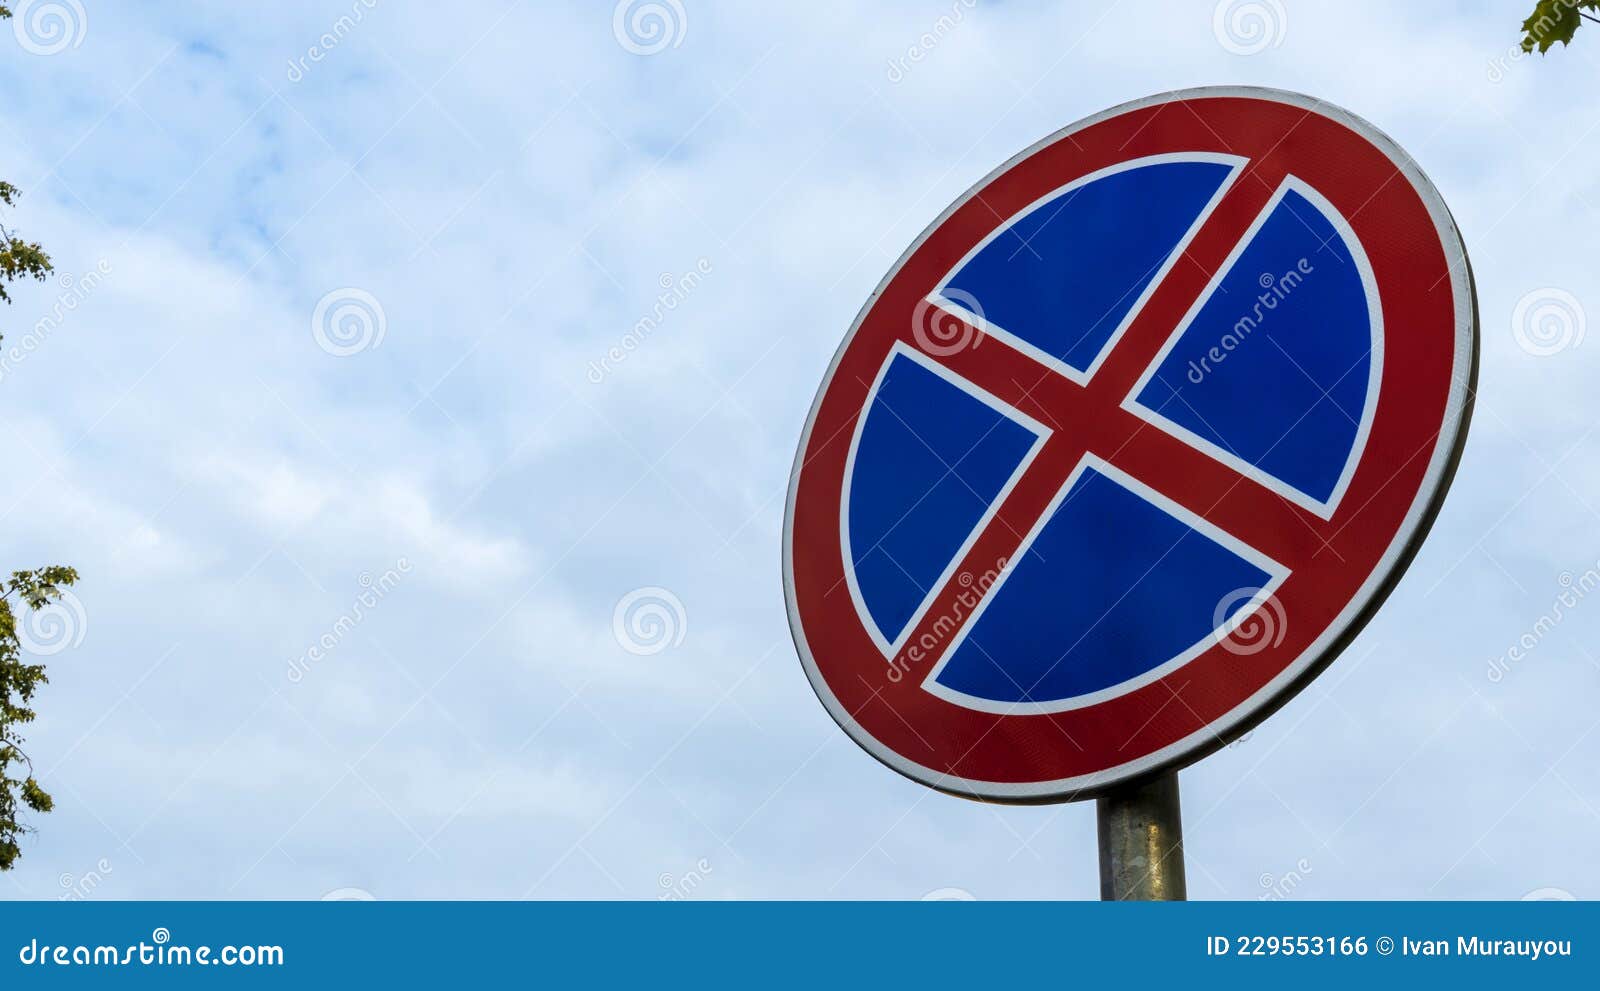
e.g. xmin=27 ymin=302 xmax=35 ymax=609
xmin=1 ymin=0 xmax=1598 ymax=900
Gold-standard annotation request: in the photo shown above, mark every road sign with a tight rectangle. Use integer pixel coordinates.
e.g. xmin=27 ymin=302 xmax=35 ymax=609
xmin=782 ymin=87 xmax=1476 ymax=802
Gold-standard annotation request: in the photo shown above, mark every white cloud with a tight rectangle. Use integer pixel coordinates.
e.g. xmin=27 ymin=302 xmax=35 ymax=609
xmin=3 ymin=0 xmax=1597 ymax=902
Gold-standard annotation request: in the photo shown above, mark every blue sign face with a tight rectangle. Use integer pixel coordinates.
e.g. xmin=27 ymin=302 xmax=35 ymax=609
xmin=786 ymin=88 xmax=1476 ymax=801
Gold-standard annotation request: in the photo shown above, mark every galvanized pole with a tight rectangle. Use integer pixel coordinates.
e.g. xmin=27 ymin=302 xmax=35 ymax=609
xmin=1096 ymin=772 xmax=1187 ymax=900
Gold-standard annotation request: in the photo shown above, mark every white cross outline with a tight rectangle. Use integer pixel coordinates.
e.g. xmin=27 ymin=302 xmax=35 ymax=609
xmin=843 ymin=167 xmax=1380 ymax=712
xmin=838 ymin=341 xmax=1293 ymax=715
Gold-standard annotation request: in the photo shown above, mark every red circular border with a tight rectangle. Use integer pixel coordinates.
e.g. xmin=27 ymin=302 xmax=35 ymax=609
xmin=784 ymin=90 xmax=1473 ymax=800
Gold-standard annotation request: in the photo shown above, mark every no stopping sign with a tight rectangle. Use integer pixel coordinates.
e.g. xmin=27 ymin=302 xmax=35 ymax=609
xmin=783 ymin=87 xmax=1476 ymax=801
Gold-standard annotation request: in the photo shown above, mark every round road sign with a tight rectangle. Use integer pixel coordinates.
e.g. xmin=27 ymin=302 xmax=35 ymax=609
xmin=783 ymin=87 xmax=1476 ymax=802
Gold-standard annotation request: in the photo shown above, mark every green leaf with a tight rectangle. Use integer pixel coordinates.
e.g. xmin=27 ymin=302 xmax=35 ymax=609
xmin=1521 ymin=0 xmax=1600 ymax=53
xmin=1 ymin=567 xmax=77 ymax=869
xmin=20 ymin=777 xmax=51 ymax=813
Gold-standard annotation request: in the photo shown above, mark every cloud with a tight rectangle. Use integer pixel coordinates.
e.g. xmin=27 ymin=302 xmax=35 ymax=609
xmin=1 ymin=0 xmax=1596 ymax=902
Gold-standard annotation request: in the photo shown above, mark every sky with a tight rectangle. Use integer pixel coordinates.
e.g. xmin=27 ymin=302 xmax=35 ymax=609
xmin=1 ymin=0 xmax=1598 ymax=901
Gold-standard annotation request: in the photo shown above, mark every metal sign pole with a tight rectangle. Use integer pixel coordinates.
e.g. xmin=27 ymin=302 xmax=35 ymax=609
xmin=1096 ymin=772 xmax=1187 ymax=900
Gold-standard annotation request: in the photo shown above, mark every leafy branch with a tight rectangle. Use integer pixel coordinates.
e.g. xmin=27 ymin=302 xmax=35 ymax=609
xmin=0 ymin=4 xmax=52 ymax=322
xmin=0 ymin=0 xmax=74 ymax=871
xmin=1 ymin=568 xmax=78 ymax=870
xmin=0 ymin=181 xmax=54 ymax=314
xmin=1521 ymin=0 xmax=1600 ymax=53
